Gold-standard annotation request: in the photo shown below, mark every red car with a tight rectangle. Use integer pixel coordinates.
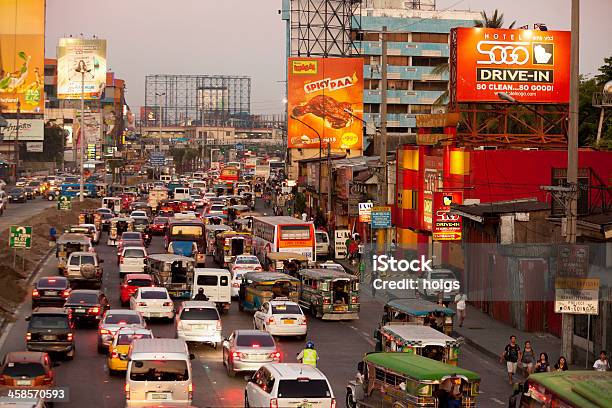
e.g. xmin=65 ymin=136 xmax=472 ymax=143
xmin=120 ymin=274 xmax=155 ymax=306
xmin=151 ymin=216 xmax=169 ymax=235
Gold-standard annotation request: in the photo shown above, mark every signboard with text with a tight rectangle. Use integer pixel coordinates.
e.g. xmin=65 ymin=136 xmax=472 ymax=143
xmin=555 ymin=277 xmax=599 ymax=315
xmin=433 ymin=192 xmax=463 ymax=241
xmin=57 ymin=196 xmax=72 ymax=211
xmin=57 ymin=38 xmax=107 ymax=99
xmin=422 ymin=156 xmax=443 ymax=231
xmin=556 ymin=244 xmax=589 ymax=278
xmin=371 ymin=206 xmax=392 ymax=229
xmin=454 ymin=28 xmax=571 ymax=103
xmin=9 ymin=226 xmax=32 ymax=249
xmin=2 ymin=119 xmax=44 ymax=141
xmin=358 ymin=202 xmax=373 ymax=223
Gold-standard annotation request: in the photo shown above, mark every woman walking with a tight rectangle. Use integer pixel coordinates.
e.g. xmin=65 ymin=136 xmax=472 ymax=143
xmin=534 ymin=353 xmax=550 ymax=373
xmin=520 ymin=341 xmax=536 ymax=375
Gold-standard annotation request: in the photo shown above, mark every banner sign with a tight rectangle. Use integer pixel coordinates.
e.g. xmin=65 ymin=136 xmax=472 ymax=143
xmin=555 ymin=277 xmax=599 ymax=315
xmin=2 ymin=119 xmax=44 ymax=141
xmin=433 ymin=192 xmax=463 ymax=241
xmin=556 ymin=244 xmax=589 ymax=278
xmin=26 ymin=142 xmax=43 ymax=152
xmin=358 ymin=202 xmax=373 ymax=223
xmin=454 ymin=28 xmax=571 ymax=103
xmin=57 ymin=38 xmax=107 ymax=99
xmin=371 ymin=206 xmax=392 ymax=229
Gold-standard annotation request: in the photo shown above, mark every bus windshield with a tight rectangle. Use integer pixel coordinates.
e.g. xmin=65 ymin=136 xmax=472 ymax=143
xmin=171 ymin=225 xmax=203 ymax=237
xmin=280 ymin=225 xmax=311 ymax=240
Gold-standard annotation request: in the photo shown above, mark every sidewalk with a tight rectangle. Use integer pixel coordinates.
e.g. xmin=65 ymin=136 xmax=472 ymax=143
xmin=337 ymin=258 xmax=566 ymax=370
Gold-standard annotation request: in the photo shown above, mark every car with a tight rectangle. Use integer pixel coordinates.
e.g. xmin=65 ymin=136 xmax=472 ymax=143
xmin=26 ymin=180 xmax=45 ymax=196
xmin=150 ymin=216 xmax=169 ymax=235
xmin=7 ymin=188 xmax=26 ymax=203
xmin=130 ymin=210 xmax=148 ymax=219
xmin=230 ymin=269 xmax=247 ymax=298
xmin=31 ymin=277 xmax=70 ymax=308
xmin=317 ymin=261 xmax=346 ymax=272
xmin=190 ymin=195 xmax=205 ymax=208
xmin=158 ymin=209 xmax=175 ymax=218
xmin=253 ymin=299 xmax=307 ymax=339
xmin=23 ymin=187 xmax=36 ymax=200
xmin=15 ymin=178 xmax=28 ymax=187
xmin=130 ymin=287 xmax=175 ymax=321
xmin=63 ymin=289 xmax=109 ymax=326
xmin=99 ymin=212 xmax=113 ymax=231
xmin=120 ymin=273 xmax=156 ymax=307
xmin=117 ymin=239 xmax=145 ymax=259
xmin=106 ymin=327 xmax=154 ymax=375
xmin=77 ymin=223 xmax=100 ymax=244
xmin=120 ymin=231 xmax=143 ymax=243
xmin=0 ymin=351 xmax=55 ymax=388
xmin=64 ymin=251 xmax=103 ymax=288
xmin=25 ymin=307 xmax=75 ymax=360
xmin=208 ymin=203 xmax=226 ymax=215
xmin=175 ymin=301 xmax=222 ymax=347
xmin=245 ymin=363 xmax=335 ymax=408
xmin=118 ymin=246 xmax=148 ymax=278
xmin=222 ymin=330 xmax=281 ymax=377
xmin=315 ymin=230 xmax=330 ymax=259
xmin=417 ymin=268 xmax=460 ymax=302
xmin=97 ymin=309 xmax=146 ymax=353
xmin=231 ymin=255 xmax=263 ymax=273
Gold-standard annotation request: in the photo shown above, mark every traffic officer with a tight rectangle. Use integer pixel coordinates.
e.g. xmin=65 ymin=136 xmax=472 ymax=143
xmin=297 ymin=341 xmax=319 ymax=367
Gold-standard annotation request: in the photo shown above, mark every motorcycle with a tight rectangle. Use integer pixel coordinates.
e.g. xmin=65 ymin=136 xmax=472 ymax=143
xmin=143 ymin=230 xmax=152 ymax=247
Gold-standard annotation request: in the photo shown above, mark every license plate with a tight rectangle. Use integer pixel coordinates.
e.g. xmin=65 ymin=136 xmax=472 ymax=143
xmin=283 ymin=319 xmax=295 ymax=324
xmin=192 ymin=325 xmax=207 ymax=330
xmin=149 ymin=393 xmax=168 ymax=400
xmin=75 ymin=308 xmax=86 ymax=313
xmin=45 ymin=290 xmax=58 ymax=296
xmin=149 ymin=312 xmax=161 ymax=317
xmin=16 ymin=380 xmax=32 ymax=386
xmin=42 ymin=335 xmax=56 ymax=341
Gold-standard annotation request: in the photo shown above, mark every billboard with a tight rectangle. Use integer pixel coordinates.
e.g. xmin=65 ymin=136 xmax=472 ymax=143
xmin=433 ymin=191 xmax=463 ymax=241
xmin=288 ymin=57 xmax=363 ymax=150
xmin=0 ymin=0 xmax=45 ymax=113
xmin=197 ymin=87 xmax=229 ymax=111
xmin=454 ymin=28 xmax=570 ymax=103
xmin=57 ymin=38 xmax=107 ymax=99
xmin=2 ymin=119 xmax=44 ymax=141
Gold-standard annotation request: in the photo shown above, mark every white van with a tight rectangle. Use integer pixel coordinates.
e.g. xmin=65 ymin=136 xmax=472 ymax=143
xmin=315 ymin=230 xmax=330 ymax=259
xmin=159 ymin=174 xmax=172 ymax=183
xmin=174 ymin=187 xmax=190 ymax=200
xmin=126 ymin=338 xmax=194 ymax=407
xmin=192 ymin=268 xmax=231 ymax=313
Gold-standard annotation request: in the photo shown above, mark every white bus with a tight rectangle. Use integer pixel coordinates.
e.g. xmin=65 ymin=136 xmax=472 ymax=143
xmin=252 ymin=216 xmax=316 ymax=263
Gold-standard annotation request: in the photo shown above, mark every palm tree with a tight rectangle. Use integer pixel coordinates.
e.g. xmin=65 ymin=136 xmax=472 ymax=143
xmin=474 ymin=9 xmax=516 ymax=29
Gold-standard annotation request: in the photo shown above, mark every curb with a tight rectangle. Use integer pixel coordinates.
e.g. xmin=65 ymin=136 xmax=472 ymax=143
xmin=455 ymin=331 xmax=501 ymax=362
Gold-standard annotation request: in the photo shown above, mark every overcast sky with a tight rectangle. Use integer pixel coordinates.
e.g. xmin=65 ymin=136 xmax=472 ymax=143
xmin=45 ymin=0 xmax=611 ymax=115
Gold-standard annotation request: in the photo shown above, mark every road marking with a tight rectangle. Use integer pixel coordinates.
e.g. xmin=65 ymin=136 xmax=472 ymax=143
xmin=491 ymin=397 xmax=505 ymax=405
xmin=345 ymin=323 xmax=375 ymax=346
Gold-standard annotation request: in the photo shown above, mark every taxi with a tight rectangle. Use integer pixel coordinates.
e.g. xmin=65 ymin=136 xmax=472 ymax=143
xmin=107 ymin=327 xmax=153 ymax=375
xmin=253 ymin=298 xmax=307 ymax=339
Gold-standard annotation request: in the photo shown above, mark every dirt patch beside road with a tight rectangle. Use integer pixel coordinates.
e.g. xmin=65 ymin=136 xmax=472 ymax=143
xmin=0 ymin=199 xmax=98 ymax=319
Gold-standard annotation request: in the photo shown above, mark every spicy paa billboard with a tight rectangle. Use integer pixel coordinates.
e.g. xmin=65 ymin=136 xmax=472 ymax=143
xmin=287 ymin=57 xmax=363 ymax=150
xmin=454 ymin=28 xmax=570 ymax=103
xmin=57 ymin=38 xmax=107 ymax=99
xmin=0 ymin=0 xmax=45 ymax=113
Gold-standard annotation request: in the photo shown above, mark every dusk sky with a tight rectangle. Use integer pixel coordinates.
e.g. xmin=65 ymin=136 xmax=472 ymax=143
xmin=45 ymin=0 xmax=612 ymax=115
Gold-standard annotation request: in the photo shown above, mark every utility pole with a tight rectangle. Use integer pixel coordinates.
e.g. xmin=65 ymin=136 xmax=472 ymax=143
xmin=378 ymin=26 xmax=389 ymax=246
xmin=75 ymin=60 xmax=90 ymax=203
xmin=562 ymin=0 xmax=580 ymax=364
xmin=14 ymin=100 xmax=20 ymax=183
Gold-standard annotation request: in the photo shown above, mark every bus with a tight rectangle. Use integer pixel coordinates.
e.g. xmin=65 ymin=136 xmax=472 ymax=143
xmin=252 ymin=216 xmax=316 ymax=264
xmin=165 ymin=219 xmax=206 ymax=265
xmin=60 ymin=183 xmax=97 ymax=198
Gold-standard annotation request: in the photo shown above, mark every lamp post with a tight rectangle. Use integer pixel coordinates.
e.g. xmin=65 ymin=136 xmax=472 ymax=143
xmin=75 ymin=60 xmax=90 ymax=202
xmin=13 ymin=100 xmax=20 ymax=183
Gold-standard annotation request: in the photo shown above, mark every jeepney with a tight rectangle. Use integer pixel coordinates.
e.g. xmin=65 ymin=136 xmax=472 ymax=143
xmin=95 ymin=183 xmax=108 ymax=198
xmin=265 ymin=252 xmax=309 ymax=274
xmin=346 ymin=353 xmax=481 ymax=408
xmin=107 ymin=217 xmax=134 ymax=246
xmin=102 ymin=197 xmax=122 ymax=214
xmin=56 ymin=233 xmax=92 ymax=274
xmin=238 ymin=272 xmax=300 ymax=313
xmin=375 ymin=324 xmax=463 ymax=366
xmin=214 ymin=231 xmax=253 ymax=267
xmin=510 ymin=371 xmax=612 ymax=408
xmin=204 ymin=224 xmax=232 ymax=255
xmin=147 ymin=253 xmax=195 ymax=299
xmin=297 ymin=268 xmax=360 ymax=320
xmin=78 ymin=210 xmax=102 ymax=232
xmin=380 ymin=298 xmax=455 ymax=336
xmin=147 ymin=187 xmax=168 ymax=211
xmin=202 ymin=214 xmax=227 ymax=225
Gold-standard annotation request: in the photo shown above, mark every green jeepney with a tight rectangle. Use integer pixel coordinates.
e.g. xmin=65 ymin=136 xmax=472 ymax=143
xmin=511 ymin=371 xmax=612 ymax=408
xmin=380 ymin=298 xmax=455 ymax=336
xmin=346 ymin=353 xmax=481 ymax=408
xmin=297 ymin=268 xmax=360 ymax=320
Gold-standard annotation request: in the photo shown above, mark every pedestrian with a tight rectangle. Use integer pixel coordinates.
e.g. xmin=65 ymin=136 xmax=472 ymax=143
xmin=454 ymin=293 xmax=467 ymax=327
xmin=593 ymin=350 xmax=610 ymax=371
xmin=554 ymin=356 xmax=568 ymax=371
xmin=301 ymin=212 xmax=307 ymax=221
xmin=534 ymin=353 xmax=550 ymax=373
xmin=520 ymin=341 xmax=536 ymax=375
xmin=500 ymin=335 xmax=522 ymax=385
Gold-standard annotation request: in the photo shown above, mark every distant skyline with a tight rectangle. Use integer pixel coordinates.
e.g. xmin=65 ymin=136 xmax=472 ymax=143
xmin=45 ymin=0 xmax=612 ymax=115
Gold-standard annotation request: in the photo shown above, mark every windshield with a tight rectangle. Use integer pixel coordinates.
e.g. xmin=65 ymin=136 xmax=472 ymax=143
xmin=236 ymin=334 xmax=275 ymax=347
xmin=180 ymin=308 xmax=219 ymax=321
xmin=171 ymin=225 xmax=203 ymax=237
xmin=124 ymin=249 xmax=145 ymax=258
xmin=277 ymin=379 xmax=331 ymax=398
xmin=104 ymin=313 xmax=141 ymax=325
xmin=133 ymin=219 xmax=148 ymax=226
xmin=140 ymin=290 xmax=168 ymax=300
xmin=67 ymin=292 xmax=98 ymax=303
xmin=280 ymin=225 xmax=311 ymax=240
xmin=29 ymin=315 xmax=69 ymax=329
xmin=127 ymin=279 xmax=152 ymax=287
xmin=315 ymin=233 xmax=327 ymax=243
xmin=2 ymin=362 xmax=46 ymax=378
xmin=117 ymin=332 xmax=152 ymax=345
xmin=272 ymin=304 xmax=302 ymax=314
xmin=237 ymin=257 xmax=259 ymax=265
xmin=129 ymin=360 xmax=189 ymax=381
xmin=80 ymin=255 xmax=95 ymax=265
xmin=37 ymin=278 xmax=66 ymax=289
xmin=122 ymin=233 xmax=141 ymax=240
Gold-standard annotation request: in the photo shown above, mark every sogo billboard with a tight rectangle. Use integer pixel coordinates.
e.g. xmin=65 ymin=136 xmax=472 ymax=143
xmin=454 ymin=28 xmax=570 ymax=103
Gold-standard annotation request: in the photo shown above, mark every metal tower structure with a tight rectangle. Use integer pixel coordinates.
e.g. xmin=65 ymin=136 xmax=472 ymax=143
xmin=144 ymin=75 xmax=251 ymax=126
xmin=290 ymin=0 xmax=362 ymax=57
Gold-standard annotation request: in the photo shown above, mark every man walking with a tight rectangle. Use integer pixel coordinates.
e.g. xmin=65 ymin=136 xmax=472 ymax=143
xmin=454 ymin=293 xmax=467 ymax=327
xmin=500 ymin=335 xmax=522 ymax=385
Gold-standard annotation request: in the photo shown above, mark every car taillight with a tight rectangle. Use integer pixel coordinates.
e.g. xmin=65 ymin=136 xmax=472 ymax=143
xmin=26 ymin=332 xmax=31 ymax=341
xmin=137 ymin=302 xmax=147 ymax=307
xmin=232 ymin=351 xmax=241 ymax=360
xmin=111 ymin=350 xmax=119 ymax=359
xmin=188 ymin=383 xmax=193 ymax=399
xmin=269 ymin=351 xmax=281 ymax=360
xmin=331 ymin=398 xmax=336 ymax=408
xmin=123 ymin=284 xmax=128 ymax=288
xmin=0 ymin=376 xmax=5 ymax=385
xmin=61 ymin=290 xmax=70 ymax=297
xmin=119 ymin=256 xmax=124 ymax=264
xmin=125 ymin=383 xmax=130 ymax=399
xmin=99 ymin=328 xmax=110 ymax=335
xmin=270 ymin=398 xmax=278 ymax=408
xmin=323 ymin=298 xmax=331 ymax=305
xmin=43 ymin=372 xmax=53 ymax=385
xmin=351 ymin=296 xmax=358 ymax=304
xmin=163 ymin=302 xmax=172 ymax=307
xmin=32 ymin=289 xmax=40 ymax=297
xmin=67 ymin=333 xmax=73 ymax=341
xmin=266 ymin=317 xmax=275 ymax=325
xmin=88 ymin=306 xmax=100 ymax=315
xmin=216 ymin=320 xmax=222 ymax=330
xmin=300 ymin=317 xmax=307 ymax=326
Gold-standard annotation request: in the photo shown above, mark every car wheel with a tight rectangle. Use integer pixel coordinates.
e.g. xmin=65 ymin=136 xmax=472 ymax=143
xmin=222 ymin=350 xmax=227 ymax=366
xmin=108 ymin=368 xmax=119 ymax=377
xmin=97 ymin=341 xmax=106 ymax=354
xmin=65 ymin=347 xmax=75 ymax=361
xmin=346 ymin=388 xmax=357 ymax=408
xmin=227 ymin=360 xmax=235 ymax=377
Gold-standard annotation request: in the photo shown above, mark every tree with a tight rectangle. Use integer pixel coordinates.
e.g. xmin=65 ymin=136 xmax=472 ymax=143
xmin=474 ymin=9 xmax=516 ymax=29
xmin=579 ymin=56 xmax=612 ymax=148
xmin=20 ymin=122 xmax=65 ymax=163
xmin=595 ymin=56 xmax=612 ymax=85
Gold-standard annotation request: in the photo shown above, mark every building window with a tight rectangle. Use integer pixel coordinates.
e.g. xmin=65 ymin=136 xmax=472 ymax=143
xmin=364 ymin=32 xmax=380 ymax=41
xmin=364 ymin=104 xmax=380 ymax=114
xmin=410 ymin=105 xmax=432 ymax=114
xmin=413 ymin=81 xmax=448 ymax=91
xmin=387 ymin=56 xmax=409 ymax=66
xmin=412 ymin=32 xmax=449 ymax=43
xmin=384 ymin=32 xmax=409 ymax=42
xmin=388 ymin=104 xmax=409 ymax=114
xmin=387 ymin=80 xmax=410 ymax=90
xmin=364 ymin=79 xmax=380 ymax=90
xmin=412 ymin=56 xmax=448 ymax=67
xmin=225 ymin=131 xmax=231 ymax=136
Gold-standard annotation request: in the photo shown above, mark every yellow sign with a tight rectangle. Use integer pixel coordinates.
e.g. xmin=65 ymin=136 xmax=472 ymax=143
xmin=555 ymin=278 xmax=600 ymax=290
xmin=291 ymin=60 xmax=318 ymax=75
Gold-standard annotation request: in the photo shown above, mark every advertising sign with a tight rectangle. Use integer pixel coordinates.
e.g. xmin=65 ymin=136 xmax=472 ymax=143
xmin=75 ymin=111 xmax=102 ymax=146
xmin=555 ymin=277 xmax=599 ymax=315
xmin=57 ymin=38 xmax=107 ymax=99
xmin=371 ymin=206 xmax=392 ymax=229
xmin=2 ymin=119 xmax=44 ymax=141
xmin=9 ymin=225 xmax=32 ymax=249
xmin=454 ymin=28 xmax=571 ymax=103
xmin=0 ymin=0 xmax=45 ymax=113
xmin=287 ymin=57 xmax=363 ymax=150
xmin=358 ymin=202 xmax=373 ymax=223
xmin=433 ymin=192 xmax=463 ymax=241
xmin=26 ymin=142 xmax=43 ymax=152
xmin=556 ymin=244 xmax=589 ymax=278
xmin=220 ymin=167 xmax=239 ymax=181
xmin=423 ymin=156 xmax=443 ymax=231
xmin=197 ymin=87 xmax=228 ymax=111
xmin=57 ymin=196 xmax=72 ymax=211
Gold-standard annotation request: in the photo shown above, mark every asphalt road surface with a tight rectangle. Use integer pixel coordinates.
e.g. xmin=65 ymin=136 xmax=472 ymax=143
xmin=0 ymin=196 xmax=56 ymax=232
xmin=0 ymin=215 xmax=514 ymax=407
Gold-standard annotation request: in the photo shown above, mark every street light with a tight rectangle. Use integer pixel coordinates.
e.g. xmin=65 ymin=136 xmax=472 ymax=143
xmin=75 ymin=60 xmax=91 ymax=202
xmin=496 ymin=92 xmax=563 ymax=136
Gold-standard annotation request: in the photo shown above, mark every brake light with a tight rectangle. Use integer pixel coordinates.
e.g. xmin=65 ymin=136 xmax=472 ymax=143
xmin=43 ymin=372 xmax=54 ymax=385
xmin=270 ymin=398 xmax=278 ymax=408
xmin=323 ymin=298 xmax=331 ymax=305
xmin=266 ymin=317 xmax=275 ymax=325
xmin=67 ymin=333 xmax=73 ymax=341
xmin=300 ymin=317 xmax=307 ymax=326
xmin=232 ymin=351 xmax=241 ymax=360
xmin=216 ymin=320 xmax=222 ymax=331
xmin=111 ymin=350 xmax=119 ymax=359
xmin=0 ymin=377 xmax=5 ymax=385
xmin=48 ymin=279 xmax=56 ymax=283
xmin=61 ymin=290 xmax=70 ymax=298
xmin=26 ymin=332 xmax=31 ymax=341
xmin=88 ymin=306 xmax=100 ymax=315
xmin=269 ymin=351 xmax=281 ymax=360
xmin=188 ymin=383 xmax=193 ymax=400
xmin=123 ymin=284 xmax=128 ymax=288
xmin=119 ymin=256 xmax=124 ymax=264
xmin=32 ymin=289 xmax=40 ymax=297
xmin=252 ymin=344 xmax=260 ymax=348
xmin=351 ymin=296 xmax=358 ymax=304
xmin=331 ymin=398 xmax=337 ymax=408
xmin=125 ymin=383 xmax=130 ymax=399
xmin=137 ymin=302 xmax=147 ymax=307
xmin=163 ymin=302 xmax=173 ymax=307
xmin=99 ymin=328 xmax=110 ymax=335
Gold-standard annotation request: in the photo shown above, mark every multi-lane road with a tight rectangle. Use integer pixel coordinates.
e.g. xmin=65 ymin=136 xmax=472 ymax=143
xmin=0 ymin=196 xmax=56 ymax=232
xmin=0 ymin=212 xmax=513 ymax=407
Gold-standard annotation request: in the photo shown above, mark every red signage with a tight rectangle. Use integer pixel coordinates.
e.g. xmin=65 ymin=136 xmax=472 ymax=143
xmin=433 ymin=192 xmax=463 ymax=241
xmin=454 ymin=28 xmax=571 ymax=103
